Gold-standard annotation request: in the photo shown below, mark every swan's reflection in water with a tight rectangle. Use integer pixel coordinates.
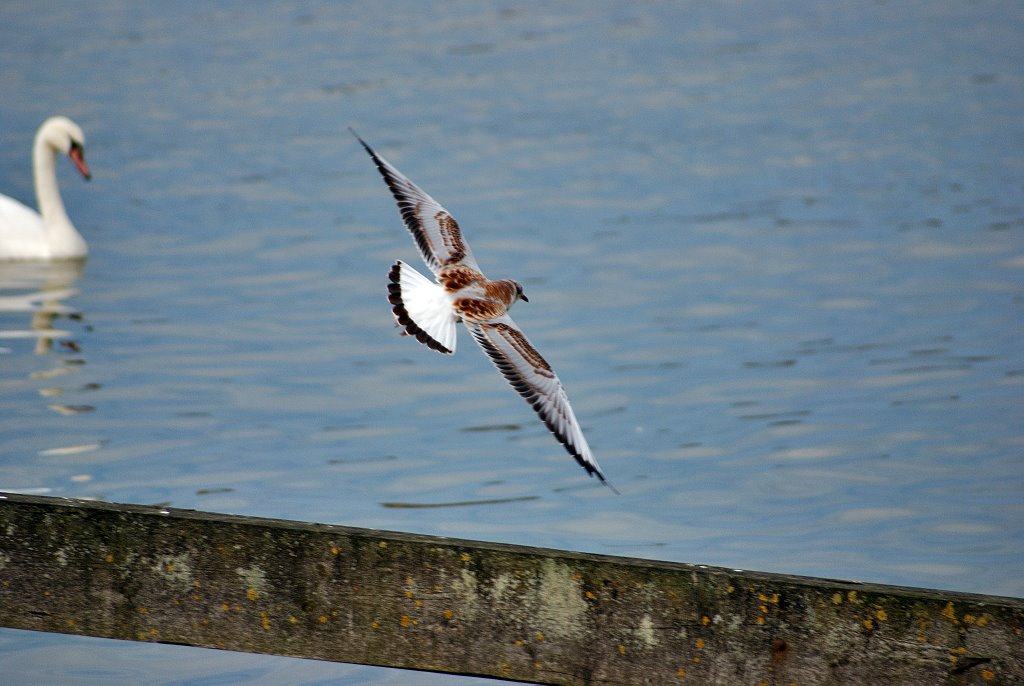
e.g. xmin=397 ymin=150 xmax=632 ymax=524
xmin=0 ymin=260 xmax=96 ymax=415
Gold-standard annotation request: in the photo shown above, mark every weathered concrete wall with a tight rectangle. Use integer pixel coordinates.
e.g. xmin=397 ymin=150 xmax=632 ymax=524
xmin=0 ymin=492 xmax=1020 ymax=684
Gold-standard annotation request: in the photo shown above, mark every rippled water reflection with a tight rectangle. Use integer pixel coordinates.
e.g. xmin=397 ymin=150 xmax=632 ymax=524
xmin=2 ymin=1 xmax=1023 ymax=684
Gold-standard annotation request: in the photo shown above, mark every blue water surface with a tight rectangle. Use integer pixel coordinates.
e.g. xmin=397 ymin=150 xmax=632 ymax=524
xmin=1 ymin=2 xmax=1022 ymax=684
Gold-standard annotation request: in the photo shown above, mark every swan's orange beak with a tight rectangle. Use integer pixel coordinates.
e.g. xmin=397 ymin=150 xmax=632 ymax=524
xmin=69 ymin=143 xmax=91 ymax=181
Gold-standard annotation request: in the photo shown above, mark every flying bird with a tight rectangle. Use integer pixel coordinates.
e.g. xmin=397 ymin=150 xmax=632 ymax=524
xmin=353 ymin=130 xmax=616 ymax=492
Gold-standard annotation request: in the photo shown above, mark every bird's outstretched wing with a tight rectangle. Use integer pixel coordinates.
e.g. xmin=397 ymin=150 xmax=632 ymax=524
xmin=352 ymin=130 xmax=479 ymax=275
xmin=466 ymin=314 xmax=616 ymax=491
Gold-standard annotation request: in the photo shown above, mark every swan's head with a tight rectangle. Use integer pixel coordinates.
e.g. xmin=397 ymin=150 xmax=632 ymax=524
xmin=37 ymin=116 xmax=91 ymax=181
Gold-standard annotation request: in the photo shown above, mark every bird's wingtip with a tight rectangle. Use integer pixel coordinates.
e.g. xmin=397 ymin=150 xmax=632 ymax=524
xmin=348 ymin=127 xmax=370 ymax=150
xmin=595 ymin=471 xmax=620 ymax=495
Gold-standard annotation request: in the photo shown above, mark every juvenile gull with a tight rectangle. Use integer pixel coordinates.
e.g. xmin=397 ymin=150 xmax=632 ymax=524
xmin=353 ymin=130 xmax=616 ymax=492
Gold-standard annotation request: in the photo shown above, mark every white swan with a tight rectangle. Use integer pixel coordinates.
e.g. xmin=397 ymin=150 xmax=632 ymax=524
xmin=0 ymin=116 xmax=91 ymax=260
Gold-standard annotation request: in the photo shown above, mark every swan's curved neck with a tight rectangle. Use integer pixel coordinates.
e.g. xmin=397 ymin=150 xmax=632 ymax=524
xmin=33 ymin=137 xmax=70 ymax=226
xmin=33 ymin=135 xmax=86 ymax=258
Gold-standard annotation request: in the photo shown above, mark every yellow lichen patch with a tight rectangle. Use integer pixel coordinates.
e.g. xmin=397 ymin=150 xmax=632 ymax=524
xmin=771 ymin=593 xmax=780 ymax=604
xmin=371 ymin=621 xmax=380 ymax=630
xmin=535 ymin=632 xmax=545 ymax=642
xmin=378 ymin=541 xmax=387 ymax=549
xmin=289 ymin=615 xmax=298 ymax=625
xmin=331 ymin=546 xmax=341 ymax=556
xmin=149 ymin=628 xmax=158 ymax=637
xmin=319 ymin=615 xmax=328 ymax=624
xmin=400 ymin=615 xmax=411 ymax=628
xmin=692 ymin=655 xmax=701 ymax=664
xmin=976 ymin=614 xmax=989 ymax=627
xmin=618 ymin=644 xmax=626 ymax=655
xmin=460 ymin=552 xmax=471 ymax=562
xmin=847 ymin=591 xmax=858 ymax=603
xmin=105 ymin=553 xmax=114 ymax=563
xmin=963 ymin=613 xmax=976 ymax=625
xmin=222 ymin=601 xmax=230 ymax=612
xmin=585 ymin=591 xmax=597 ymax=600
xmin=760 ymin=605 xmax=769 ymax=614
xmin=404 ymin=590 xmax=414 ymax=599
xmin=695 ymin=638 xmax=705 ymax=650
xmin=136 ymin=631 xmax=147 ymax=641
xmin=701 ymin=615 xmax=711 ymax=625
xmin=831 ymin=592 xmax=843 ymax=605
xmin=876 ymin=608 xmax=888 ymax=622
xmin=677 ymin=667 xmax=686 ymax=678
xmin=443 ymin=609 xmax=453 ymax=621
xmin=193 ymin=580 xmax=201 ymax=588
xmin=727 ymin=585 xmax=734 ymax=594
xmin=501 ymin=661 xmax=511 ymax=674
xmin=139 ymin=607 xmax=148 ymax=615
xmin=67 ymin=619 xmax=76 ymax=628
xmin=981 ymin=668 xmax=995 ymax=681
xmin=758 ymin=593 xmax=768 ymax=602
xmin=406 ymin=575 xmax=414 ymax=585
xmin=260 ymin=611 xmax=271 ymax=630
xmin=863 ymin=619 xmax=874 ymax=630
xmin=246 ymin=588 xmax=259 ymax=602
xmin=756 ymin=616 xmax=765 ymax=625
xmin=415 ymin=600 xmax=423 ymax=608
xmin=515 ymin=639 xmax=524 ymax=646
xmin=941 ymin=602 xmax=958 ymax=624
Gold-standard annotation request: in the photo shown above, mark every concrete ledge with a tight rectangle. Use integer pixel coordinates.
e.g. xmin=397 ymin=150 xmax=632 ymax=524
xmin=1 ymin=492 xmax=1021 ymax=684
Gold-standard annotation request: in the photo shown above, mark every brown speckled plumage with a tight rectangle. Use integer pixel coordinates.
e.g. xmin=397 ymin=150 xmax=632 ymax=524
xmin=453 ymin=297 xmax=506 ymax=322
xmin=353 ymin=129 xmax=616 ymax=492
xmin=439 ymin=264 xmax=483 ymax=292
xmin=435 ymin=212 xmax=468 ymax=265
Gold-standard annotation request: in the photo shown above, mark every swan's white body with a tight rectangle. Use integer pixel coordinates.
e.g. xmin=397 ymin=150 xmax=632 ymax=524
xmin=0 ymin=116 xmax=91 ymax=261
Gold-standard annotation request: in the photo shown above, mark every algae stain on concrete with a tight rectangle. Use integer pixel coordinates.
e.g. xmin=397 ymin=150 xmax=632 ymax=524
xmin=236 ymin=566 xmax=267 ymax=596
xmin=535 ymin=559 xmax=587 ymax=640
xmin=449 ymin=568 xmax=483 ymax=623
xmin=634 ymin=614 xmax=658 ymax=649
xmin=155 ymin=554 xmax=194 ymax=591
